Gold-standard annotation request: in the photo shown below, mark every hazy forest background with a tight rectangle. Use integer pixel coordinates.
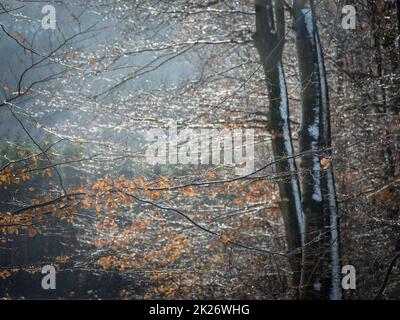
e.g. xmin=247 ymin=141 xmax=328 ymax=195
xmin=0 ymin=0 xmax=399 ymax=300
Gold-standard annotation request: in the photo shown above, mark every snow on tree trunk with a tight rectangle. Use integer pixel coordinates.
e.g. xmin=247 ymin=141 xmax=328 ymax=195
xmin=292 ymin=0 xmax=342 ymax=300
xmin=253 ymin=0 xmax=304 ymax=294
xmin=292 ymin=0 xmax=326 ymax=299
xmin=315 ymin=23 xmax=342 ymax=301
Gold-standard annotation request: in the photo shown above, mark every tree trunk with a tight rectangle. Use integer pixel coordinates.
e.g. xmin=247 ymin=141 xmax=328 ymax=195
xmin=292 ymin=0 xmax=325 ymax=299
xmin=292 ymin=0 xmax=342 ymax=299
xmin=253 ymin=0 xmax=304 ymax=294
xmin=315 ymin=23 xmax=342 ymax=301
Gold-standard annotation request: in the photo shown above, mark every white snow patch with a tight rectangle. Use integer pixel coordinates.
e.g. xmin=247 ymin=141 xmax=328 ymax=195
xmin=301 ymin=8 xmax=315 ymax=43
xmin=312 ymin=156 xmax=322 ymax=202
xmin=308 ymin=122 xmax=319 ymax=141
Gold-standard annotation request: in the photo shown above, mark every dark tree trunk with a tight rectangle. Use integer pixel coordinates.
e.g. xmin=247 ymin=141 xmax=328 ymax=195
xmin=253 ymin=0 xmax=304 ymax=294
xmin=292 ymin=0 xmax=330 ymax=299
xmin=315 ymin=22 xmax=342 ymax=301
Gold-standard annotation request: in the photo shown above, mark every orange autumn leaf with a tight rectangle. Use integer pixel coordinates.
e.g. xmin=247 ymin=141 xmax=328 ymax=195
xmin=97 ymin=256 xmax=115 ymax=271
xmin=81 ymin=197 xmax=91 ymax=209
xmin=207 ymin=171 xmax=217 ymax=180
xmin=20 ymin=172 xmax=30 ymax=181
xmin=220 ymin=234 xmax=229 ymax=245
xmin=55 ymin=255 xmax=70 ymax=264
xmin=320 ymin=158 xmax=331 ymax=169
xmin=150 ymin=191 xmax=161 ymax=200
xmin=182 ymin=187 xmax=195 ymax=197
xmin=135 ymin=178 xmax=145 ymax=187
xmin=231 ymin=231 xmax=239 ymax=239
xmin=27 ymin=226 xmax=38 ymax=237
xmin=0 ymin=270 xmax=11 ymax=280
xmin=245 ymin=193 xmax=255 ymax=202
xmin=45 ymin=168 xmax=53 ymax=177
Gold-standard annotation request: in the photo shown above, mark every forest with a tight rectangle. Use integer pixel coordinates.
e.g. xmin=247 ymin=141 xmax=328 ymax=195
xmin=0 ymin=0 xmax=399 ymax=300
